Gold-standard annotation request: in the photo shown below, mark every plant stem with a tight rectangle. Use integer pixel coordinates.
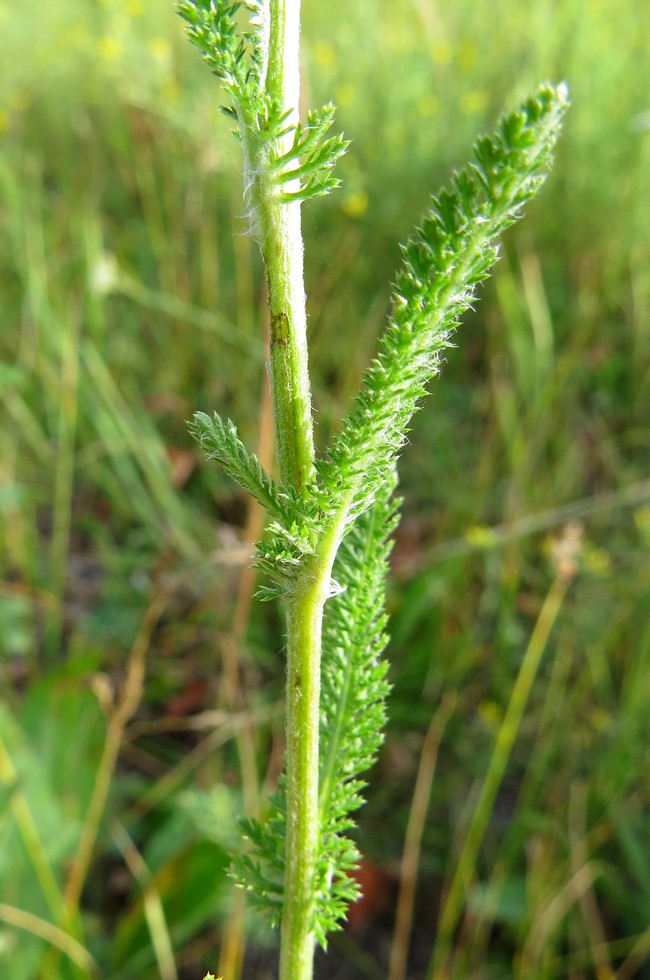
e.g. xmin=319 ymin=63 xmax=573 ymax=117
xmin=279 ymin=578 xmax=326 ymax=980
xmin=278 ymin=496 xmax=351 ymax=978
xmin=260 ymin=191 xmax=315 ymax=493
xmin=245 ymin=0 xmax=321 ymax=973
xmin=244 ymin=0 xmax=315 ymax=494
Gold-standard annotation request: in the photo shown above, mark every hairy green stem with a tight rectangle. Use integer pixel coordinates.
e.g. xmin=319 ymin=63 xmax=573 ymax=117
xmin=242 ymin=0 xmax=315 ymax=494
xmin=280 ymin=506 xmax=350 ymax=979
xmin=257 ymin=1 xmax=319 ymax=974
xmin=179 ymin=2 xmax=567 ymax=969
xmin=280 ymin=581 xmax=325 ymax=979
xmin=260 ymin=199 xmax=315 ymax=493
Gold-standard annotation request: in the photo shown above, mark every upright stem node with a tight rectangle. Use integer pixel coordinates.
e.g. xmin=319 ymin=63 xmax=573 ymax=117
xmin=180 ymin=4 xmax=568 ymax=975
xmin=262 ymin=2 xmax=321 ymax=975
xmin=244 ymin=0 xmax=315 ymax=494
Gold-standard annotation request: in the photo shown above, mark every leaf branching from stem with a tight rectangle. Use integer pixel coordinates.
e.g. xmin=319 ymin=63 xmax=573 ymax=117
xmin=319 ymin=84 xmax=569 ymax=529
xmin=233 ymin=476 xmax=399 ymax=945
xmin=178 ymin=0 xmax=349 ymax=205
xmin=181 ymin=0 xmax=568 ymax=957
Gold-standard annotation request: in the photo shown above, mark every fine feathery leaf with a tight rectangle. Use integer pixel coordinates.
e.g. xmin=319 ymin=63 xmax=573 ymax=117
xmin=233 ymin=476 xmax=398 ymax=945
xmin=177 ymin=0 xmax=348 ymax=202
xmin=233 ymin=786 xmax=287 ymax=923
xmin=177 ymin=0 xmax=292 ymax=144
xmin=252 ymin=512 xmax=322 ymax=600
xmin=189 ymin=411 xmax=327 ymax=601
xmin=187 ymin=78 xmax=568 ymax=954
xmin=319 ymin=82 xmax=569 ymax=526
xmin=313 ymin=475 xmax=398 ymax=943
xmin=271 ymin=103 xmax=350 ymax=203
xmin=177 ymin=0 xmax=266 ymax=121
xmin=188 ymin=411 xmax=289 ymax=522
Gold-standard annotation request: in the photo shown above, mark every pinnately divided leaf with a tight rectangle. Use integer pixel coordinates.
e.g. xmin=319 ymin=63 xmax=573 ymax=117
xmin=253 ymin=511 xmax=322 ymax=601
xmin=177 ymin=0 xmax=265 ymax=120
xmin=188 ymin=411 xmax=289 ymax=521
xmin=233 ymin=477 xmax=398 ymax=944
xmin=314 ymin=476 xmax=399 ymax=942
xmin=271 ymin=103 xmax=350 ymax=203
xmin=319 ymin=83 xmax=569 ymax=526
xmin=234 ymin=787 xmax=287 ymax=923
xmin=178 ymin=0 xmax=348 ymax=204
xmin=189 ymin=411 xmax=327 ymax=601
xmin=184 ymin=66 xmax=568 ymax=955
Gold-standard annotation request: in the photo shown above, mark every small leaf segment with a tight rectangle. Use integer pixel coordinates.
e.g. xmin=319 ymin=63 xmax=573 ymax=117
xmin=318 ymin=83 xmax=570 ymax=531
xmin=232 ymin=475 xmax=398 ymax=947
xmin=177 ymin=0 xmax=348 ymax=205
xmin=185 ymin=67 xmax=568 ymax=947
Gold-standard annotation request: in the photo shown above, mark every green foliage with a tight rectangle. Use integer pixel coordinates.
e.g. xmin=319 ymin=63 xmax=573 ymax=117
xmin=0 ymin=676 xmax=107 ymax=978
xmin=314 ymin=479 xmax=398 ymax=940
xmin=5 ymin=0 xmax=649 ymax=975
xmin=178 ymin=0 xmax=348 ymax=206
xmin=235 ymin=790 xmax=286 ymax=922
xmin=186 ymin=415 xmax=322 ymax=604
xmin=186 ymin=86 xmax=568 ymax=618
xmin=271 ymin=103 xmax=349 ymax=203
xmin=187 ymin=80 xmax=567 ymax=950
xmin=320 ymin=84 xmax=569 ymax=528
xmin=232 ymin=479 xmax=398 ymax=945
xmin=176 ymin=0 xmax=270 ymax=122
xmin=189 ymin=411 xmax=287 ymax=521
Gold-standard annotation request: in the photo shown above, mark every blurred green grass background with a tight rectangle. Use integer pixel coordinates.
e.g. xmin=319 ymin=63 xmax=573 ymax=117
xmin=1 ymin=0 xmax=649 ymax=977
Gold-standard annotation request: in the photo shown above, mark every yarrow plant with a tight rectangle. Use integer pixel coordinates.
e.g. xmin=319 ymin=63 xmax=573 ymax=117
xmin=177 ymin=1 xmax=568 ymax=976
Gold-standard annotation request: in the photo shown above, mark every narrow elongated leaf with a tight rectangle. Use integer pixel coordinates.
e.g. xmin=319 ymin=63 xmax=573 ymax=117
xmin=188 ymin=411 xmax=288 ymax=521
xmin=320 ymin=84 xmax=569 ymax=525
xmin=313 ymin=476 xmax=398 ymax=942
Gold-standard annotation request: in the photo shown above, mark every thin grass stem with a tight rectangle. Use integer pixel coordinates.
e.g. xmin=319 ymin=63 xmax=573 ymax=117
xmin=0 ymin=903 xmax=98 ymax=976
xmin=388 ymin=694 xmax=456 ymax=980
xmin=111 ymin=820 xmax=179 ymax=980
xmin=428 ymin=554 xmax=575 ymax=978
xmin=63 ymin=593 xmax=168 ymax=916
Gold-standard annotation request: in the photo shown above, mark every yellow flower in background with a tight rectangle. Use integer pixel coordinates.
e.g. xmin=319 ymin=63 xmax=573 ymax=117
xmin=589 ymin=708 xmax=613 ymax=734
xmin=634 ymin=505 xmax=650 ymax=545
xmin=313 ymin=41 xmax=336 ymax=72
xmin=63 ymin=22 xmax=88 ymax=56
xmin=460 ymin=89 xmax=488 ymax=115
xmin=125 ymin=0 xmax=144 ymax=16
xmin=465 ymin=524 xmax=497 ymax=548
xmin=342 ymin=190 xmax=368 ymax=218
xmin=335 ymin=82 xmax=355 ymax=108
xmin=581 ymin=541 xmax=611 ymax=577
xmin=11 ymin=89 xmax=31 ymax=113
xmin=418 ymin=93 xmax=440 ymax=117
xmin=162 ymin=78 xmax=180 ymax=104
xmin=478 ymin=700 xmax=502 ymax=728
xmin=149 ymin=36 xmax=172 ymax=65
xmin=431 ymin=39 xmax=453 ymax=65
xmin=385 ymin=22 xmax=410 ymax=54
xmin=0 ymin=88 xmax=31 ymax=133
xmin=98 ymin=35 xmax=122 ymax=61
xmin=458 ymin=39 xmax=478 ymax=73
